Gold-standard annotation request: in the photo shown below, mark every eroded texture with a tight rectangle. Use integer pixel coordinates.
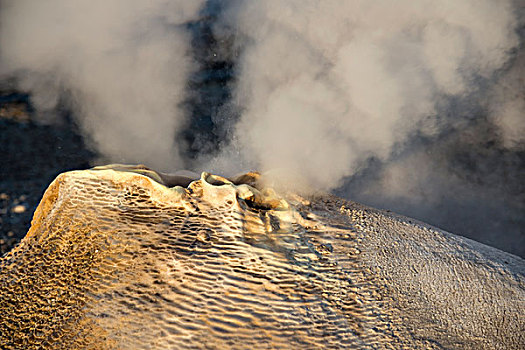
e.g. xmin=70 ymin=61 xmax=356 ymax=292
xmin=0 ymin=167 xmax=524 ymax=349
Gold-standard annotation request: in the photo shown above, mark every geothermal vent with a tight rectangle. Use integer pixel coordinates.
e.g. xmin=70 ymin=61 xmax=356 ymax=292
xmin=0 ymin=165 xmax=524 ymax=349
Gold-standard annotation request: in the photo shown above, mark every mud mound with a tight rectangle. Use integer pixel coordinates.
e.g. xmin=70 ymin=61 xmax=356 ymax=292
xmin=0 ymin=166 xmax=523 ymax=349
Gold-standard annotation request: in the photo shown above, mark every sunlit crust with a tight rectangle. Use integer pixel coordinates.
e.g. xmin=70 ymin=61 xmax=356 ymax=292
xmin=0 ymin=165 xmax=523 ymax=349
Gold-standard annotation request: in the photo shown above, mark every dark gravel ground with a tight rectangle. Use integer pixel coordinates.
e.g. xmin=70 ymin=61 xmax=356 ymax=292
xmin=0 ymin=98 xmax=94 ymax=255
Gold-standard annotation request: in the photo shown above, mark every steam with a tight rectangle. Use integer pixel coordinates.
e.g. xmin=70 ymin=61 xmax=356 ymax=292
xmin=0 ymin=1 xmax=523 ymax=255
xmin=207 ymin=0 xmax=521 ymax=191
xmin=0 ymin=0 xmax=205 ymax=171
xmin=488 ymin=51 xmax=525 ymax=149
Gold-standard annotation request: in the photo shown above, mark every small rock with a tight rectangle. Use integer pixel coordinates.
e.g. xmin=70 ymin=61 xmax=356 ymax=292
xmin=11 ymin=204 xmax=26 ymax=214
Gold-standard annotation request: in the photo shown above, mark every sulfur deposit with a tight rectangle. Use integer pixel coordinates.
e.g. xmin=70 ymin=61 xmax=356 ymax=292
xmin=0 ymin=165 xmax=523 ymax=349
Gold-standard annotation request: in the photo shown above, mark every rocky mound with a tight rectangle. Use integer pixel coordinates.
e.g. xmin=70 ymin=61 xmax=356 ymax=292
xmin=1 ymin=165 xmax=523 ymax=349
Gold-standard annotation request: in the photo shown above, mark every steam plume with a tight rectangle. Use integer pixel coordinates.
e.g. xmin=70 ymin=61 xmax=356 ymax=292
xmin=0 ymin=0 xmax=205 ymax=171
xmin=0 ymin=1 xmax=523 ymax=256
xmin=203 ymin=0 xmax=524 ymax=255
xmin=208 ymin=0 xmax=521 ymax=190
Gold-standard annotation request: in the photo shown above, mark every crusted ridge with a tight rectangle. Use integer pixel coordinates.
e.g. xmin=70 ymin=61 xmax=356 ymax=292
xmin=0 ymin=166 xmax=382 ymax=349
xmin=1 ymin=165 xmax=523 ymax=349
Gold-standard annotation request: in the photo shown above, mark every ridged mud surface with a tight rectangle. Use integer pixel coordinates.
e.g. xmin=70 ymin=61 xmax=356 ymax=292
xmin=1 ymin=167 xmax=523 ymax=349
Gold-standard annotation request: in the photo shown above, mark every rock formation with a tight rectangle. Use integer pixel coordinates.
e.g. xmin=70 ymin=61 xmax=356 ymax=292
xmin=1 ymin=165 xmax=523 ymax=349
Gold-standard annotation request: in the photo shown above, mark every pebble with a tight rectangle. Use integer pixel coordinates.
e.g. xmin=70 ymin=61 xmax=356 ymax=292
xmin=11 ymin=205 xmax=26 ymax=214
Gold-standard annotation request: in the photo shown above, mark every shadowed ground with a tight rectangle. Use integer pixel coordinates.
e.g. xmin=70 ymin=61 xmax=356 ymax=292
xmin=0 ymin=166 xmax=523 ymax=349
xmin=0 ymin=94 xmax=94 ymax=255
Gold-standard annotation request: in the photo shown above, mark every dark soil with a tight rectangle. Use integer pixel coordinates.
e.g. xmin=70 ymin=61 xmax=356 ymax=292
xmin=0 ymin=98 xmax=94 ymax=255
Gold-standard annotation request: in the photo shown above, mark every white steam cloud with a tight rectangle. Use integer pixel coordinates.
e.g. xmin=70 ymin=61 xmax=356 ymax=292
xmin=0 ymin=0 xmax=523 ymax=254
xmin=0 ymin=0 xmax=205 ymax=171
xmin=208 ymin=0 xmax=521 ymax=190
